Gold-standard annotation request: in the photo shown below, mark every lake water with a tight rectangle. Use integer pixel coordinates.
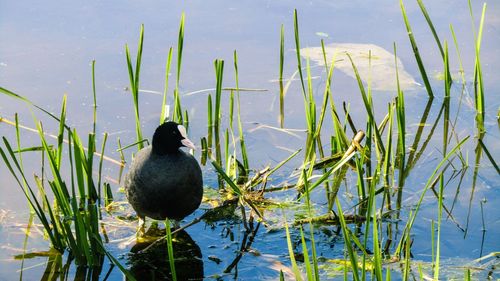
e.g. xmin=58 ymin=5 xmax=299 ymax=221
xmin=1 ymin=0 xmax=499 ymax=280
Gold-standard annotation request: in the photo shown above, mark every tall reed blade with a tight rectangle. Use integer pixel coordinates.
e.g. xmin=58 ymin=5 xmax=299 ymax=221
xmin=213 ymin=59 xmax=224 ymax=169
xmin=176 ymin=13 xmax=185 ymax=90
xmin=279 ymin=24 xmax=285 ymax=128
xmin=336 ymin=198 xmax=360 ymax=281
xmin=161 ymin=47 xmax=174 ymax=123
xmin=91 ymin=60 xmax=97 ymax=135
xmin=13 ymin=115 xmax=33 ymax=213
xmin=346 ymin=54 xmax=385 ymax=157
xmin=434 ymin=175 xmax=444 ymax=280
xmin=207 ymin=94 xmax=213 ymax=158
xmin=233 ymin=51 xmax=249 ymax=171
xmin=173 ymin=13 xmax=186 ymax=124
xmin=443 ymin=41 xmax=451 ymax=155
xmin=394 ymin=43 xmax=406 ymax=211
xmin=400 ymin=0 xmax=434 ymax=97
xmin=165 ymin=219 xmax=177 ymax=281
xmin=0 ymin=87 xmax=62 ymax=122
xmin=382 ymin=103 xmax=394 ymax=212
xmin=302 ymin=170 xmax=319 ymax=281
xmin=125 ymin=24 xmax=145 ymax=150
xmin=416 ymin=0 xmax=453 ymax=83
xmin=55 ymin=95 xmax=67 ymax=170
xmin=394 ymin=136 xmax=469 ymax=256
xmin=283 ymin=213 xmax=303 ymax=281
xmin=300 ymin=227 xmax=313 ymax=280
xmin=97 ymin=132 xmax=108 ymax=204
xmin=293 ymin=9 xmax=306 ymax=97
xmin=469 ymin=1 xmax=486 ymax=134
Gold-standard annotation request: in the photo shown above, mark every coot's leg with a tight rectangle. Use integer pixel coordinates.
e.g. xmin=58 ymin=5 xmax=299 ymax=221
xmin=138 ymin=216 xmax=146 ymax=236
xmin=171 ymin=219 xmax=181 ymax=229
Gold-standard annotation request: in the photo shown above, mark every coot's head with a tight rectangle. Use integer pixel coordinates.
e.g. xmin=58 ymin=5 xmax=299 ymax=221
xmin=152 ymin=121 xmax=196 ymax=155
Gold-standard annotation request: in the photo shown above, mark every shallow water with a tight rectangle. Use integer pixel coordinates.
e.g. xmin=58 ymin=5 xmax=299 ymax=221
xmin=1 ymin=0 xmax=499 ymax=280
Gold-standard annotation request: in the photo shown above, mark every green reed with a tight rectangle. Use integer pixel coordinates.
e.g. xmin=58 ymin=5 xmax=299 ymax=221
xmin=0 ymin=118 xmax=104 ymax=266
xmin=417 ymin=0 xmax=444 ymax=58
xmin=394 ymin=136 xmax=469 ymax=257
xmin=382 ymin=102 xmax=394 ymax=212
xmin=479 ymin=139 xmax=500 ymax=174
xmin=143 ymin=4 xmax=491 ymax=279
xmin=293 ymin=10 xmax=315 ymax=157
xmin=416 ymin=0 xmax=452 ymax=83
xmin=160 ymin=47 xmax=174 ymax=123
xmin=469 ymin=1 xmax=487 ymax=134
xmin=125 ymin=24 xmax=145 ymax=150
xmin=279 ymin=24 xmax=285 ymax=128
xmin=450 ymin=25 xmax=467 ymax=85
xmin=91 ymin=60 xmax=97 ymax=135
xmin=206 ymin=94 xmax=213 ymax=158
xmin=233 ymin=51 xmax=249 ymax=171
xmin=371 ymin=167 xmax=384 ymax=281
xmin=213 ymin=59 xmax=224 ymax=174
xmin=336 ymin=198 xmax=360 ymax=281
xmin=463 ymin=0 xmax=487 ymax=232
xmin=165 ymin=219 xmax=177 ymax=281
xmin=302 ymin=169 xmax=319 ymax=281
xmin=97 ymin=132 xmax=108 ymax=205
xmin=285 ymin=218 xmax=303 ymax=280
xmin=173 ymin=13 xmax=186 ymax=124
xmin=434 ymin=175 xmax=444 ymax=280
xmin=293 ymin=9 xmax=306 ymax=98
xmin=300 ymin=226 xmax=314 ymax=281
xmin=0 ymin=87 xmax=61 ymax=123
xmin=293 ymin=10 xmax=345 ymax=201
xmin=324 ymin=49 xmax=349 ymax=154
xmin=1 ymin=79 xmax=134 ymax=277
xmin=13 ymin=114 xmax=32 ymax=213
xmin=347 ymin=53 xmax=385 ymax=158
xmin=394 ymin=43 xmax=406 ymax=210
xmin=443 ymin=41 xmax=451 ymax=155
xmin=400 ymin=0 xmax=434 ymax=97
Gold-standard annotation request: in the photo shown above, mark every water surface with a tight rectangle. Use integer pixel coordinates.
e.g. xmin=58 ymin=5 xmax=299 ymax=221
xmin=1 ymin=0 xmax=499 ymax=280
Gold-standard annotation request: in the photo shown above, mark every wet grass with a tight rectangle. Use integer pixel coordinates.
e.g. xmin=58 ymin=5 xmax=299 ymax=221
xmin=0 ymin=102 xmax=133 ymax=277
xmin=0 ymin=1 xmax=498 ymax=280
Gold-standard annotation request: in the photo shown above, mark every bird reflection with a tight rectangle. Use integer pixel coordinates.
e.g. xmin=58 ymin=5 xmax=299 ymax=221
xmin=128 ymin=227 xmax=203 ymax=280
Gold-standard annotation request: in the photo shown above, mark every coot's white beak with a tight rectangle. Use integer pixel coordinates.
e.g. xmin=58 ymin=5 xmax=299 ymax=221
xmin=178 ymin=125 xmax=196 ymax=150
xmin=181 ymin=138 xmax=196 ymax=150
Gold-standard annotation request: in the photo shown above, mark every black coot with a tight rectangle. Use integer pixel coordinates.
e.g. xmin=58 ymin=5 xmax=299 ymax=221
xmin=125 ymin=122 xmax=203 ymax=222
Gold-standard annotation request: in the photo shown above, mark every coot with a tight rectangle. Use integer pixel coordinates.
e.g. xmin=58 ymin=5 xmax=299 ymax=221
xmin=125 ymin=122 xmax=203 ymax=223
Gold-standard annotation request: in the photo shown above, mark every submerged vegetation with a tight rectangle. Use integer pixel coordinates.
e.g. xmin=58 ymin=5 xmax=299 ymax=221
xmin=0 ymin=0 xmax=498 ymax=280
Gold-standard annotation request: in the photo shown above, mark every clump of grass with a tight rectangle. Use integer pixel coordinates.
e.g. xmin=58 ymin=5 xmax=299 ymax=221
xmin=1 ymin=80 xmax=133 ymax=278
xmin=0 ymin=101 xmax=104 ymax=266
